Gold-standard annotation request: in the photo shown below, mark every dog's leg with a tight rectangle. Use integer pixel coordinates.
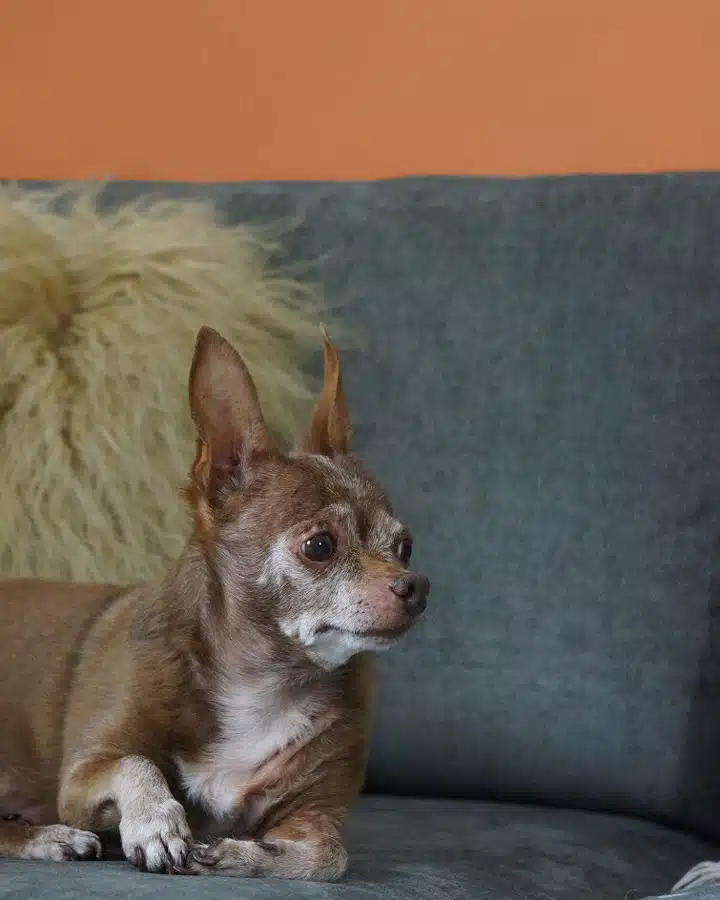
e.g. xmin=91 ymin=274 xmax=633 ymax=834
xmin=184 ymin=708 xmax=371 ymax=882
xmin=186 ymin=813 xmax=348 ymax=882
xmin=58 ymin=755 xmax=191 ymax=873
xmin=0 ymin=818 xmax=101 ymax=861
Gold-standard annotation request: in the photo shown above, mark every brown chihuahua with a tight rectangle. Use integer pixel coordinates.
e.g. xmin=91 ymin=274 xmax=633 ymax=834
xmin=0 ymin=326 xmax=429 ymax=881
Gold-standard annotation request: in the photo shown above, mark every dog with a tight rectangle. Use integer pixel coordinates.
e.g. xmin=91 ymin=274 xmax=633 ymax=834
xmin=0 ymin=326 xmax=429 ymax=881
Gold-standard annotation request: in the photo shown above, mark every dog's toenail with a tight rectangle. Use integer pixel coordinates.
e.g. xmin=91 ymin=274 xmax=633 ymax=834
xmin=256 ymin=840 xmax=282 ymax=856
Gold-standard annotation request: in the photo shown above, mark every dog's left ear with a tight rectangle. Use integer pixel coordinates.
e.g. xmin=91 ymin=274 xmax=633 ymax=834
xmin=302 ymin=327 xmax=351 ymax=457
xmin=189 ymin=326 xmax=275 ymax=494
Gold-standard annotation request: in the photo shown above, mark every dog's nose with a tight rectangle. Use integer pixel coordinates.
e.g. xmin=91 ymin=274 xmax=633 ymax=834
xmin=390 ymin=574 xmax=430 ymax=617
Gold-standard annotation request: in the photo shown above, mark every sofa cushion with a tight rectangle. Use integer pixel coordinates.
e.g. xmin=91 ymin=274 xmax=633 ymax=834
xmin=0 ymin=796 xmax=713 ymax=900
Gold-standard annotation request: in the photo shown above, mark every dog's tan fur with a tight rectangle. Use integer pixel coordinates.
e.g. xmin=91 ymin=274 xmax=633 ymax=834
xmin=0 ymin=327 xmax=428 ymax=880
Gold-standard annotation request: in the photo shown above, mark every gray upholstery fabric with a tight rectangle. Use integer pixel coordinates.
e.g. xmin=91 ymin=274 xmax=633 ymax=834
xmin=15 ymin=175 xmax=720 ymax=896
xmin=81 ymin=175 xmax=720 ymax=840
xmin=0 ymin=796 xmax=713 ymax=900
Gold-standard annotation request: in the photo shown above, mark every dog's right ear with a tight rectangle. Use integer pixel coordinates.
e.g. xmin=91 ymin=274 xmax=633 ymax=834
xmin=302 ymin=327 xmax=351 ymax=457
xmin=188 ymin=326 xmax=275 ymax=496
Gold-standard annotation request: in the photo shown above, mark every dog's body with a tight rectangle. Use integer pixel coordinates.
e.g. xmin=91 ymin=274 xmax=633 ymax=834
xmin=0 ymin=328 xmax=428 ymax=880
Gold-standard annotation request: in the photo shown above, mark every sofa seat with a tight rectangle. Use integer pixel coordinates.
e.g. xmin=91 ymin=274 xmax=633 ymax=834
xmin=0 ymin=795 xmax=714 ymax=900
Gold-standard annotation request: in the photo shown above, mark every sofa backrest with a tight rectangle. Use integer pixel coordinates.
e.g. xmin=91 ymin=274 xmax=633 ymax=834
xmin=48 ymin=176 xmax=720 ymax=839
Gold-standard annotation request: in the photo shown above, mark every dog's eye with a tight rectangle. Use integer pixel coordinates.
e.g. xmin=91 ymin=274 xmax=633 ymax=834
xmin=397 ymin=538 xmax=412 ymax=564
xmin=301 ymin=533 xmax=336 ymax=563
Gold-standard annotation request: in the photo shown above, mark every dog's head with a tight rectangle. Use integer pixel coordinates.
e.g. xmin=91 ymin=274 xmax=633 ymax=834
xmin=187 ymin=326 xmax=429 ymax=670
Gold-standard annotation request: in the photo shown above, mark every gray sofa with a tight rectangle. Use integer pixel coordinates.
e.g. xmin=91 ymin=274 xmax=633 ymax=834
xmin=2 ymin=175 xmax=719 ymax=899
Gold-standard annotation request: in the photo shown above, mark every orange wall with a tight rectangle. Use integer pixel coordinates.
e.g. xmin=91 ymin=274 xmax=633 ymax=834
xmin=3 ymin=1 xmax=719 ymax=181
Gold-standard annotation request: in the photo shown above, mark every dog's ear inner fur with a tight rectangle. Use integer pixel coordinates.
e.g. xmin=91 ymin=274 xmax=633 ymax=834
xmin=189 ymin=326 xmax=275 ymax=493
xmin=302 ymin=327 xmax=351 ymax=457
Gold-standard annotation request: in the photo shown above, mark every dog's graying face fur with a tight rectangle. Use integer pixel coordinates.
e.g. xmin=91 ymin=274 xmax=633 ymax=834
xmin=214 ymin=452 xmax=425 ymax=669
xmin=188 ymin=326 xmax=430 ymax=670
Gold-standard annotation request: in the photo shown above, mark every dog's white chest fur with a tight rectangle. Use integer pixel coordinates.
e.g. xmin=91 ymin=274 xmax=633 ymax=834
xmin=176 ymin=680 xmax=317 ymax=820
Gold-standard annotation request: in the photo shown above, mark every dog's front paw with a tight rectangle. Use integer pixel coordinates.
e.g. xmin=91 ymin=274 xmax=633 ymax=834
xmin=120 ymin=799 xmax=191 ymax=873
xmin=22 ymin=825 xmax=102 ymax=862
xmin=184 ymin=838 xmax=267 ymax=877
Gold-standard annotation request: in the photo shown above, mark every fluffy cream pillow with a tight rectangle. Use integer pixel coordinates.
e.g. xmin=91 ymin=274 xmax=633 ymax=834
xmin=0 ymin=185 xmax=325 ymax=583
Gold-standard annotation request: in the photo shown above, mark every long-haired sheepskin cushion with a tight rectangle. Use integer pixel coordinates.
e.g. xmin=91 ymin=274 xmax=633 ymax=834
xmin=0 ymin=185 xmax=326 ymax=583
